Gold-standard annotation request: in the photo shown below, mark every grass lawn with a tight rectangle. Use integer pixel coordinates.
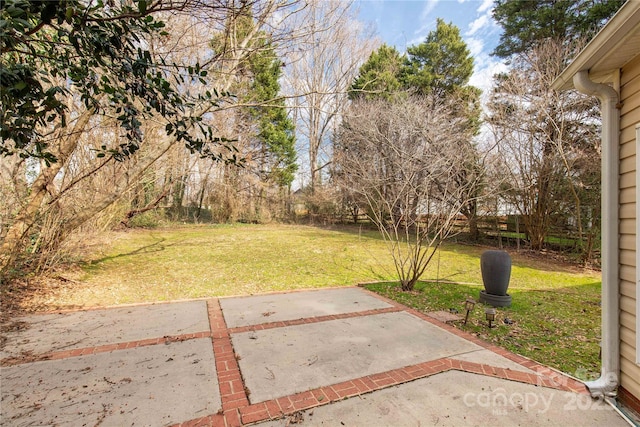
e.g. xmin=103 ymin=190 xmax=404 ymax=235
xmin=28 ymin=223 xmax=602 ymax=380
xmin=65 ymin=223 xmax=399 ymax=305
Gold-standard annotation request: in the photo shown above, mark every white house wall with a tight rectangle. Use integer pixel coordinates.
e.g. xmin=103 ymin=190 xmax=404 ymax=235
xmin=620 ymin=55 xmax=640 ymax=399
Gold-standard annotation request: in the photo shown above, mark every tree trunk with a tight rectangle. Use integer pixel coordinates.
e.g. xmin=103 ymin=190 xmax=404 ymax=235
xmin=0 ymin=107 xmax=95 ymax=272
xmin=464 ymin=199 xmax=480 ymax=242
xmin=468 ymin=214 xmax=479 ymax=241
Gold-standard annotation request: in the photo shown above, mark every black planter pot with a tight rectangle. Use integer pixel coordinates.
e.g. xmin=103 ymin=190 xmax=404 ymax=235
xmin=479 ymin=250 xmax=512 ymax=307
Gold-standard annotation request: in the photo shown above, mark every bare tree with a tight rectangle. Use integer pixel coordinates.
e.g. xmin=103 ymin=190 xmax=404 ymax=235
xmin=487 ymin=38 xmax=600 ymax=255
xmin=284 ymin=0 xmax=378 ymax=192
xmin=334 ymin=96 xmax=482 ymax=291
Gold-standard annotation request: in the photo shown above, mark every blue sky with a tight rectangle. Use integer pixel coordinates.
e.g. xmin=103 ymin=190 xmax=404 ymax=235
xmin=356 ymin=0 xmax=507 ymax=93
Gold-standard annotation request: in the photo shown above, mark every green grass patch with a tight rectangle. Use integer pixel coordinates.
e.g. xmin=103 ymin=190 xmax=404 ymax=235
xmin=71 ymin=223 xmax=398 ymax=305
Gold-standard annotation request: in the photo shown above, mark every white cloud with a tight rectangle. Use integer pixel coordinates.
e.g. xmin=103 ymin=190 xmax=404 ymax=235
xmin=411 ymin=0 xmax=439 ymax=48
xmin=466 ymin=14 xmax=488 ymax=36
xmin=470 ymin=57 xmax=508 ymax=96
xmin=465 ymin=37 xmax=484 ymax=58
xmin=420 ymin=0 xmax=439 ymax=21
xmin=477 ymin=0 xmax=493 ymax=13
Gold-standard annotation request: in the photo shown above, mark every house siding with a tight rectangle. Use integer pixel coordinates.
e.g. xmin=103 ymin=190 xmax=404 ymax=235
xmin=619 ymin=57 xmax=640 ymax=401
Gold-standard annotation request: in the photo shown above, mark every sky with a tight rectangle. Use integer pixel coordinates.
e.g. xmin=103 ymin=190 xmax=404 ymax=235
xmin=356 ymin=0 xmax=508 ymax=94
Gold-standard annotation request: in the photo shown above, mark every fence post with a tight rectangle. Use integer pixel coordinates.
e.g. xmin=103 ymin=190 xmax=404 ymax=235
xmin=515 ymin=214 xmax=520 ymax=252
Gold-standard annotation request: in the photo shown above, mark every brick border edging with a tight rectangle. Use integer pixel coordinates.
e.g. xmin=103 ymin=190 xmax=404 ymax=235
xmin=0 ymin=332 xmax=212 ymax=367
xmin=179 ymin=354 xmax=588 ymax=427
xmin=225 ymin=298 xmax=585 ymax=397
xmin=228 ymin=306 xmax=402 ymax=334
xmin=175 ymin=289 xmax=589 ymax=426
xmin=0 ymin=306 xmax=400 ymax=367
xmin=235 ymin=356 xmax=589 ymax=425
xmin=206 ymin=299 xmax=250 ymax=427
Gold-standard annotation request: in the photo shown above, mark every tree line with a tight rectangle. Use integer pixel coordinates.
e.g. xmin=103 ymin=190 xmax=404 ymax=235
xmin=0 ymin=0 xmax=624 ymax=282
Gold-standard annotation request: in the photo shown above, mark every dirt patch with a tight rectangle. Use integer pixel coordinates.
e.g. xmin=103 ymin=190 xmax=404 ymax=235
xmin=1 ymin=350 xmax=51 ymax=367
xmin=1 ymin=272 xmax=83 ymax=317
xmin=0 ymin=268 xmax=87 ymax=350
xmin=0 ymin=231 xmax=119 ymax=320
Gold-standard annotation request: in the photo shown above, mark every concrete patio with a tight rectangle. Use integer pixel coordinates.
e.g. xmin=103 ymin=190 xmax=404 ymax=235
xmin=0 ymin=287 xmax=632 ymax=426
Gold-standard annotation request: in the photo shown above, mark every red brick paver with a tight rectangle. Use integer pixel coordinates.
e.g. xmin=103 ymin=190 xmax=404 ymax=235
xmin=4 ymin=288 xmax=590 ymax=427
xmin=170 ymin=288 xmax=590 ymax=426
xmin=0 ymin=332 xmax=212 ymax=367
